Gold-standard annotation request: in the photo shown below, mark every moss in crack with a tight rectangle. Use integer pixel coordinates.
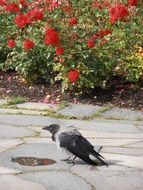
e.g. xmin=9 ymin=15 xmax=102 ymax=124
xmin=57 ymin=100 xmax=69 ymax=111
xmin=82 ymin=104 xmax=113 ymax=120
xmin=1 ymin=97 xmax=26 ymax=107
xmin=46 ymin=110 xmax=78 ymax=120
xmin=34 ymin=131 xmax=41 ymax=137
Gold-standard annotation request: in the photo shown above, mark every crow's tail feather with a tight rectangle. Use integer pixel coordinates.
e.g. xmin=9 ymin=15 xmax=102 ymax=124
xmin=78 ymin=155 xmax=97 ymax=165
xmin=92 ymin=150 xmax=108 ymax=166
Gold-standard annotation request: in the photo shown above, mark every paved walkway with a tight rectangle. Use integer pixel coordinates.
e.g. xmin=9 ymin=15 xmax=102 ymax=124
xmin=0 ymin=100 xmax=143 ymax=190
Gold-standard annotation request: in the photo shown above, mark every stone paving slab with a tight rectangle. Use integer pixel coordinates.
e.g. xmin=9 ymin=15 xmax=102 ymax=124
xmin=101 ymin=107 xmax=143 ymax=120
xmin=15 ymin=102 xmax=58 ymax=111
xmin=20 ymin=171 xmax=91 ymax=190
xmin=0 ymin=143 xmax=67 ymax=172
xmin=0 ymin=175 xmax=46 ymax=190
xmin=0 ymin=114 xmax=58 ymax=126
xmin=0 ymin=114 xmax=141 ymax=134
xmin=23 ymin=137 xmax=142 ymax=148
xmin=0 ymin=139 xmax=24 ymax=153
xmin=0 ymin=111 xmax=143 ymax=190
xmin=0 ymin=108 xmax=47 ymax=116
xmin=87 ymin=138 xmax=142 ymax=147
xmin=78 ymin=130 xmax=143 ymax=139
xmin=0 ymin=124 xmax=34 ymax=139
xmin=23 ymin=137 xmax=52 ymax=144
xmin=57 ymin=103 xmax=103 ymax=118
xmin=103 ymin=153 xmax=143 ymax=169
xmin=59 ymin=119 xmax=141 ymax=133
xmin=1 ymin=100 xmax=143 ymax=122
xmin=123 ymin=141 xmax=143 ymax=148
xmin=103 ymin=146 xmax=143 ymax=156
xmin=0 ymin=166 xmax=21 ymax=174
xmin=39 ymin=128 xmax=143 ymax=139
xmin=70 ymin=169 xmax=143 ymax=190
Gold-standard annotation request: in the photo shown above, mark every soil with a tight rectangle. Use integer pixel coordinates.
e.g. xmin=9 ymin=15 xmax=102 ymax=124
xmin=0 ymin=71 xmax=143 ymax=111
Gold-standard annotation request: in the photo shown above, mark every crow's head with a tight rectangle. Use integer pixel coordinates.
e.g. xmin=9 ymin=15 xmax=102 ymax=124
xmin=42 ymin=124 xmax=60 ymax=135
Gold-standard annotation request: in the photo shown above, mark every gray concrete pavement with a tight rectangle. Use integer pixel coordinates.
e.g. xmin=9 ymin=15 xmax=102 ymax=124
xmin=0 ymin=99 xmax=143 ymax=190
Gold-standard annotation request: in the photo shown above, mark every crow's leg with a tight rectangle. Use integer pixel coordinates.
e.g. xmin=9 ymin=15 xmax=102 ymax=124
xmin=97 ymin=146 xmax=103 ymax=153
xmin=71 ymin=156 xmax=77 ymax=165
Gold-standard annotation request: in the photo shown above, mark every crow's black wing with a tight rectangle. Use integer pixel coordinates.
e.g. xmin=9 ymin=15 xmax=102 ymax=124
xmin=59 ymin=132 xmax=96 ymax=165
xmin=58 ymin=132 xmax=106 ymax=165
xmin=75 ymin=134 xmax=108 ymax=166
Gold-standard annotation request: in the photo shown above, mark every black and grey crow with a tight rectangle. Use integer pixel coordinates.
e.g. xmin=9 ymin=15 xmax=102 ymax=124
xmin=43 ymin=124 xmax=108 ymax=166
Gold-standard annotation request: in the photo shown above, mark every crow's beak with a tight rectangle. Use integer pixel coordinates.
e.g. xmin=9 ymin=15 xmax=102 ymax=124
xmin=42 ymin=126 xmax=49 ymax=130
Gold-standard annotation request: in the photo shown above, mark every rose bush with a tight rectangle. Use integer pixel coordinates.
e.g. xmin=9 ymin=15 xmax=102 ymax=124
xmin=0 ymin=0 xmax=143 ymax=91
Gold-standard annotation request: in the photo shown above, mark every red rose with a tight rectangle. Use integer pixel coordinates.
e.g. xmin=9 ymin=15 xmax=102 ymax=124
xmin=27 ymin=9 xmax=44 ymax=21
xmin=109 ymin=4 xmax=129 ymax=24
xmin=68 ymin=69 xmax=80 ymax=83
xmin=87 ymin=39 xmax=95 ymax=48
xmin=23 ymin=39 xmax=35 ymax=50
xmin=128 ymin=0 xmax=138 ymax=6
xmin=69 ymin=17 xmax=77 ymax=25
xmin=15 ymin=14 xmax=31 ymax=28
xmin=5 ymin=2 xmax=20 ymax=13
xmin=0 ymin=0 xmax=6 ymax=6
xmin=44 ymin=28 xmax=60 ymax=46
xmin=56 ymin=47 xmax=65 ymax=55
xmin=7 ymin=39 xmax=15 ymax=48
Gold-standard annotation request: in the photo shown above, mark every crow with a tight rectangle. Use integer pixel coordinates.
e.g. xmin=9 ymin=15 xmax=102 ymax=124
xmin=43 ymin=124 xmax=108 ymax=166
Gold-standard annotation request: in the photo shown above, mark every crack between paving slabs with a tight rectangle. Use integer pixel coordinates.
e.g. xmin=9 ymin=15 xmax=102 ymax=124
xmin=69 ymin=169 xmax=96 ymax=190
xmin=18 ymin=168 xmax=96 ymax=190
xmin=16 ymin=172 xmax=49 ymax=190
xmin=113 ymin=163 xmax=143 ymax=171
xmin=121 ymin=140 xmax=143 ymax=147
xmin=0 ymin=141 xmax=25 ymax=154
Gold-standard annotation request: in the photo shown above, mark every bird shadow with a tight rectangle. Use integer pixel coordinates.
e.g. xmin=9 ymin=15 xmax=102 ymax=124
xmin=63 ymin=159 xmax=121 ymax=167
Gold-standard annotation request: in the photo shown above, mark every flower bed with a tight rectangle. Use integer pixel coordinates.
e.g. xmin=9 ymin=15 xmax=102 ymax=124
xmin=0 ymin=0 xmax=143 ymax=91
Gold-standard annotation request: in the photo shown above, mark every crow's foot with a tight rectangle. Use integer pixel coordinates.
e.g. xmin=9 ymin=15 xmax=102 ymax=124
xmin=61 ymin=156 xmax=71 ymax=162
